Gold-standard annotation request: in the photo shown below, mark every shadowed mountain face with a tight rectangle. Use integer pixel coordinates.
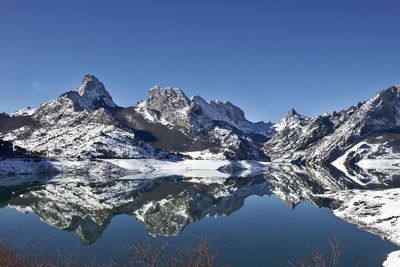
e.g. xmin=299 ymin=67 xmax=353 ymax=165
xmin=264 ymin=86 xmax=400 ymax=165
xmin=1 ymin=164 xmax=398 ymax=245
xmin=115 ymin=86 xmax=272 ymax=160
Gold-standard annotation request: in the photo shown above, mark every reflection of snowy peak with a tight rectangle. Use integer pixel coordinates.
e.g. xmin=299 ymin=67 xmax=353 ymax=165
xmin=5 ymin=176 xmax=270 ymax=243
xmin=3 ymin=163 xmax=398 ymax=244
xmin=265 ymin=85 xmax=400 ymax=165
xmin=131 ymin=178 xmax=270 ymax=237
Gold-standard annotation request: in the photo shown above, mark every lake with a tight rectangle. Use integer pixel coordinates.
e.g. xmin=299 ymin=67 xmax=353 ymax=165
xmin=0 ymin=169 xmax=398 ymax=266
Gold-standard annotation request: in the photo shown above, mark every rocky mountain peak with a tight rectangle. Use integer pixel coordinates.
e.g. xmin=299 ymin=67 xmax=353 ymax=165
xmin=144 ymin=86 xmax=191 ymax=111
xmin=134 ymin=87 xmax=274 ymax=138
xmin=273 ymin=108 xmax=309 ymax=132
xmin=365 ymin=85 xmax=400 ymax=128
xmin=76 ymin=74 xmax=117 ymax=108
xmin=287 ymin=108 xmax=299 ymax=117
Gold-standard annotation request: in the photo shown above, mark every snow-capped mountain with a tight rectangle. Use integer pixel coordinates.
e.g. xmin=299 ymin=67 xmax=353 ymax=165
xmin=273 ymin=108 xmax=310 ymax=132
xmin=0 ymin=75 xmax=174 ymax=159
xmin=135 ymin=86 xmax=274 ymax=136
xmin=116 ymin=86 xmax=273 ymax=160
xmin=0 ymin=75 xmax=274 ymax=160
xmin=1 ymin=74 xmax=399 ymax=164
xmin=264 ymin=85 xmax=400 ymax=166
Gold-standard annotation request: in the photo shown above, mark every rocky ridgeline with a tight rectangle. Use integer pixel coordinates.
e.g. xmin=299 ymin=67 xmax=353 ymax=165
xmin=0 ymin=75 xmax=274 ymax=161
xmin=0 ymin=74 xmax=399 ymax=165
xmin=264 ymin=85 xmax=400 ymax=165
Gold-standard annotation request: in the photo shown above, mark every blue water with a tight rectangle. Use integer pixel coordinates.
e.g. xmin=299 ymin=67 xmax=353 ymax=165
xmin=0 ymin=186 xmax=397 ymax=267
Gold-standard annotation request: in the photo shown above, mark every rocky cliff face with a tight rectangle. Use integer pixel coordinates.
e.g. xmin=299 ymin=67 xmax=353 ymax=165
xmin=135 ymin=86 xmax=274 ymax=136
xmin=264 ymin=85 xmax=400 ymax=165
xmin=126 ymin=86 xmax=273 ymax=160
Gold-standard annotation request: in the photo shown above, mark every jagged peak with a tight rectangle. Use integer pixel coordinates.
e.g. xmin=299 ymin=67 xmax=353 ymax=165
xmin=75 ymin=74 xmax=117 ymax=108
xmin=286 ymin=108 xmax=299 ymax=117
xmin=145 ymin=86 xmax=191 ymax=108
xmin=273 ymin=108 xmax=309 ymax=132
xmin=149 ymin=85 xmax=185 ymax=95
xmin=191 ymin=95 xmax=206 ymax=102
xmin=370 ymin=84 xmax=400 ymax=101
xmin=191 ymin=96 xmax=233 ymax=107
xmin=77 ymin=74 xmax=103 ymax=95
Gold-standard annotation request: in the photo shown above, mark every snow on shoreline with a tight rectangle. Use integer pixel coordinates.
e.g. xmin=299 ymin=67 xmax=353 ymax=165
xmin=0 ymin=158 xmax=271 ymax=178
xmin=384 ymin=251 xmax=400 ymax=267
xmin=103 ymin=159 xmax=271 ymax=179
xmin=1 ymin=157 xmax=399 ymax=265
xmin=319 ymin=189 xmax=400 ymax=267
xmin=327 ymin=189 xmax=400 ymax=245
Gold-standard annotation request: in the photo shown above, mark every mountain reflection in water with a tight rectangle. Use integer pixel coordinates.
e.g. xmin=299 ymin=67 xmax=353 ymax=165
xmin=1 ymin=163 xmax=398 ymax=246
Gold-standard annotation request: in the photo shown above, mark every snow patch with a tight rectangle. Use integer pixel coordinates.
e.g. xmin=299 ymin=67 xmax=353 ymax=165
xmin=383 ymin=251 xmax=400 ymax=267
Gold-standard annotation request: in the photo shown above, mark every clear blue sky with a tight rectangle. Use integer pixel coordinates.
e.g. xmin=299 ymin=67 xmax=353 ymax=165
xmin=1 ymin=0 xmax=400 ymax=122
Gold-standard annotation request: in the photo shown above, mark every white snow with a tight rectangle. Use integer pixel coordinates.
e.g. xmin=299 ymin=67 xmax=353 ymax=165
xmin=76 ymin=74 xmax=117 ymax=108
xmin=134 ymin=101 xmax=172 ymax=126
xmin=135 ymin=87 xmax=273 ymax=137
xmin=330 ymin=189 xmax=400 ymax=245
xmin=102 ymin=159 xmax=270 ymax=179
xmin=11 ymin=107 xmax=37 ymax=117
xmin=384 ymin=251 xmax=400 ymax=267
xmin=357 ymin=159 xmax=400 ymax=170
xmin=330 ymin=141 xmax=373 ymax=185
xmin=331 ymin=139 xmax=400 ymax=179
xmin=0 ymin=158 xmax=271 ymax=178
xmin=320 ymin=189 xmax=400 ymax=267
xmin=182 ymin=150 xmax=227 ymax=160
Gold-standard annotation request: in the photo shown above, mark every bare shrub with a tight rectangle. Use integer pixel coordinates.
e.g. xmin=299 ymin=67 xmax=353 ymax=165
xmin=288 ymin=237 xmax=345 ymax=267
xmin=0 ymin=238 xmax=222 ymax=267
xmin=129 ymin=239 xmax=219 ymax=267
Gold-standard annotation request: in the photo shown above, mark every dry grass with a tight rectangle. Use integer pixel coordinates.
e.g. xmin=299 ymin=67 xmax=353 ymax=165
xmin=128 ymin=239 xmax=219 ymax=267
xmin=0 ymin=239 xmax=221 ymax=267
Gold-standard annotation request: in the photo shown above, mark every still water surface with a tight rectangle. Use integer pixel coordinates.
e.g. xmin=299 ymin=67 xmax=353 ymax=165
xmin=0 ymin=174 xmax=397 ymax=266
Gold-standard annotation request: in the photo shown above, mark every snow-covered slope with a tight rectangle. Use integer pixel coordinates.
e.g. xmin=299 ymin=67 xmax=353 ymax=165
xmin=135 ymin=86 xmax=274 ymax=136
xmin=273 ymin=108 xmax=310 ymax=132
xmin=2 ymin=75 xmax=399 ymax=163
xmin=120 ymin=86 xmax=274 ymax=160
xmin=11 ymin=107 xmax=36 ymax=117
xmin=0 ymin=75 xmax=174 ymax=159
xmin=332 ymin=132 xmax=400 ymax=170
xmin=0 ymin=76 xmax=275 ymax=161
xmin=321 ymin=189 xmax=400 ymax=246
xmin=264 ymin=85 xmax=400 ymax=165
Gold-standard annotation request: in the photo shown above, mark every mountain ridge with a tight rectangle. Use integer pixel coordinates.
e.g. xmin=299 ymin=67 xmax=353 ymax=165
xmin=0 ymin=74 xmax=399 ymax=166
xmin=0 ymin=75 xmax=272 ymax=161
